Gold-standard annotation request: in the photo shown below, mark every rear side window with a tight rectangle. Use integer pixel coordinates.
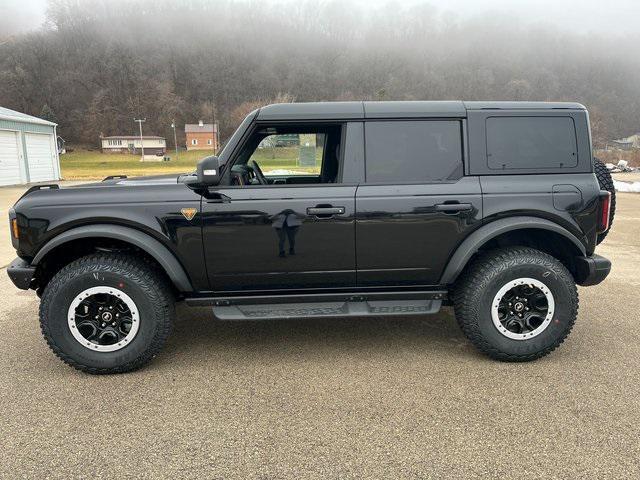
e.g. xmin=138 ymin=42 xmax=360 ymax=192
xmin=365 ymin=121 xmax=463 ymax=183
xmin=486 ymin=116 xmax=577 ymax=170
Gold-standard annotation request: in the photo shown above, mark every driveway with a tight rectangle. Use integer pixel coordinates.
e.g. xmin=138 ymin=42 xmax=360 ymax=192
xmin=0 ymin=192 xmax=638 ymax=478
xmin=0 ymin=185 xmax=26 ymax=267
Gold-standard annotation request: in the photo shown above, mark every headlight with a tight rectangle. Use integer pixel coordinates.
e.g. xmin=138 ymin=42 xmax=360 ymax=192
xmin=9 ymin=208 xmax=19 ymax=249
xmin=11 ymin=218 xmax=19 ymax=239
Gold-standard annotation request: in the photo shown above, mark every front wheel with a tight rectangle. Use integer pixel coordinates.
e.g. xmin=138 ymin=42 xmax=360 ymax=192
xmin=452 ymin=247 xmax=578 ymax=361
xmin=39 ymin=253 xmax=175 ymax=374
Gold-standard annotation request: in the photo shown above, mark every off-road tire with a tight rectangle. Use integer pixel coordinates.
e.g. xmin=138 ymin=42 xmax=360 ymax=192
xmin=593 ymin=157 xmax=616 ymax=244
xmin=452 ymin=247 xmax=578 ymax=361
xmin=39 ymin=253 xmax=175 ymax=374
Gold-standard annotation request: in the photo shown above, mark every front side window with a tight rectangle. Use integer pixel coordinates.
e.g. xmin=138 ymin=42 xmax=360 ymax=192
xmin=192 ymin=139 xmax=197 ymax=145
xmin=228 ymin=124 xmax=342 ymax=186
xmin=250 ymin=133 xmax=324 ymax=177
xmin=365 ymin=121 xmax=463 ymax=183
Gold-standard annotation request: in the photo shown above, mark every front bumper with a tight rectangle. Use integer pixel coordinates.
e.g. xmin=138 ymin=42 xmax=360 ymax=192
xmin=575 ymin=254 xmax=611 ymax=286
xmin=7 ymin=257 xmax=36 ymax=290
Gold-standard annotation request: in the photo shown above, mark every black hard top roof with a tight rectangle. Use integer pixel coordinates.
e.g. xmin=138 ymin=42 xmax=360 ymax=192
xmin=256 ymin=100 xmax=586 ymax=121
xmin=463 ymin=101 xmax=586 ymax=110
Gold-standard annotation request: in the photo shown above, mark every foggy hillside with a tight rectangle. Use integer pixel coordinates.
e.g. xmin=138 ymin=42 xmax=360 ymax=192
xmin=1 ymin=0 xmax=639 ymax=146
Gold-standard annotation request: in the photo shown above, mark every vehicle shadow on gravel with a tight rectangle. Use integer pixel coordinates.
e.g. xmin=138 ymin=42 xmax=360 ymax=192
xmin=159 ymin=304 xmax=476 ymax=365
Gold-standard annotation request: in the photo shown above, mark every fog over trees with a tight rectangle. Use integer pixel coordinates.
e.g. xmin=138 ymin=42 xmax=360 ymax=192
xmin=1 ymin=0 xmax=639 ymax=147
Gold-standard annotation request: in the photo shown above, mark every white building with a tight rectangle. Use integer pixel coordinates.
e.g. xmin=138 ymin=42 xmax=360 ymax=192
xmin=0 ymin=106 xmax=61 ymax=186
xmin=101 ymin=136 xmax=166 ymax=155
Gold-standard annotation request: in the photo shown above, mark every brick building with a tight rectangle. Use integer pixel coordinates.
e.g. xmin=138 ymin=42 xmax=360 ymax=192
xmin=185 ymin=121 xmax=218 ymax=150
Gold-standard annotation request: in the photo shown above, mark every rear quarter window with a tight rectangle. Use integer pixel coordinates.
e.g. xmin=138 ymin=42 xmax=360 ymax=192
xmin=365 ymin=120 xmax=463 ymax=183
xmin=486 ymin=116 xmax=578 ymax=170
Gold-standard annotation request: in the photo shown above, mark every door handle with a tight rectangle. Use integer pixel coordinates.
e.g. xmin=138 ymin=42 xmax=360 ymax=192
xmin=307 ymin=206 xmax=345 ymax=217
xmin=434 ymin=203 xmax=473 ymax=212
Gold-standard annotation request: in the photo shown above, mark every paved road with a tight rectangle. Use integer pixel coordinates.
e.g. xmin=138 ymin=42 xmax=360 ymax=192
xmin=0 ymin=195 xmax=639 ymax=478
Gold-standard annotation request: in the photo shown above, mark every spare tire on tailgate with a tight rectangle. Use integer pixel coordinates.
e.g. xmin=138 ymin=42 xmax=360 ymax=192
xmin=593 ymin=157 xmax=616 ymax=244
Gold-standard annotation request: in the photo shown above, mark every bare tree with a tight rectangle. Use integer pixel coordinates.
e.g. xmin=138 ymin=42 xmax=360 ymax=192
xmin=1 ymin=0 xmax=639 ymax=146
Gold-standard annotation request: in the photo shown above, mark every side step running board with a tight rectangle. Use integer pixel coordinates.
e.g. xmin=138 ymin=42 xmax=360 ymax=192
xmin=185 ymin=290 xmax=446 ymax=320
xmin=212 ymin=299 xmax=441 ymax=320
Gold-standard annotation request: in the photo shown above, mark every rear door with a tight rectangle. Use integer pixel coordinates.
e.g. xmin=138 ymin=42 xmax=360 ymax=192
xmin=355 ymin=119 xmax=482 ymax=286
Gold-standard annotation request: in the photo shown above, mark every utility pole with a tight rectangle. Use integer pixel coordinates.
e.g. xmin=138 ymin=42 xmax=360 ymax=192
xmin=134 ymin=118 xmax=146 ymax=161
xmin=171 ymin=120 xmax=178 ymax=160
xmin=214 ymin=121 xmax=219 ymax=155
xmin=212 ymin=104 xmax=220 ymax=155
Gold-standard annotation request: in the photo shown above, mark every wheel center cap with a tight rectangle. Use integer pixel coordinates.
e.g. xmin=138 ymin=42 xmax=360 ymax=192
xmin=514 ymin=302 xmax=525 ymax=312
xmin=102 ymin=311 xmax=113 ymax=322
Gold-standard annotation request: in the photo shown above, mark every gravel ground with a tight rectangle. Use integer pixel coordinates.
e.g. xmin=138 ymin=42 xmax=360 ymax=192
xmin=0 ymin=194 xmax=638 ymax=479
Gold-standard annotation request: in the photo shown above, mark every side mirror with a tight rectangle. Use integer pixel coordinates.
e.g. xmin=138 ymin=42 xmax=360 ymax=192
xmin=196 ymin=156 xmax=221 ymax=186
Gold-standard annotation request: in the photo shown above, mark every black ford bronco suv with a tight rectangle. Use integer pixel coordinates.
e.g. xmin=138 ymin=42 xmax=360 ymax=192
xmin=8 ymin=101 xmax=614 ymax=374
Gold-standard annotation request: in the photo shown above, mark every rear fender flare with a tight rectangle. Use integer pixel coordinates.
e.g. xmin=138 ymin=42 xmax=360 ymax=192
xmin=439 ymin=216 xmax=586 ymax=285
xmin=32 ymin=224 xmax=193 ymax=292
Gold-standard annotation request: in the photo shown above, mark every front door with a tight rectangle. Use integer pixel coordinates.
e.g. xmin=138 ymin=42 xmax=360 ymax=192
xmin=202 ymin=124 xmax=358 ymax=292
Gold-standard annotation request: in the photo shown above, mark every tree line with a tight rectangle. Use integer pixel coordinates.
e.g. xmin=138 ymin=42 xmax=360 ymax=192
xmin=1 ymin=0 xmax=639 ymax=148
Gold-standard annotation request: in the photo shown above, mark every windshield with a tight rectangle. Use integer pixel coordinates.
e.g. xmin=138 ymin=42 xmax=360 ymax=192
xmin=217 ymin=109 xmax=259 ymax=166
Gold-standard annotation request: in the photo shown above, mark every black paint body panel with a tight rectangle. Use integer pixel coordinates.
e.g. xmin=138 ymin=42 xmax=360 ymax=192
xmin=13 ymin=181 xmax=209 ymax=291
xmin=202 ymin=185 xmax=357 ymax=291
xmin=355 ymin=177 xmax=482 ymax=285
xmin=480 ymin=173 xmax=600 ymax=255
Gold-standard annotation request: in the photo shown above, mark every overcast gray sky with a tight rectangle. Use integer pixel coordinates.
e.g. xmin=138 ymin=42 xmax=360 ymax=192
xmin=434 ymin=0 xmax=640 ymax=32
xmin=1 ymin=0 xmax=640 ymax=36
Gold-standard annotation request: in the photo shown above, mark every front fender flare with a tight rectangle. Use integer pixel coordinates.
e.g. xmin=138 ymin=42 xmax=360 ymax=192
xmin=32 ymin=224 xmax=193 ymax=292
xmin=439 ymin=216 xmax=587 ymax=285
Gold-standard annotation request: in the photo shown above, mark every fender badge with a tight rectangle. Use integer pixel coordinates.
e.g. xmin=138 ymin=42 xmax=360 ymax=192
xmin=181 ymin=208 xmax=197 ymax=221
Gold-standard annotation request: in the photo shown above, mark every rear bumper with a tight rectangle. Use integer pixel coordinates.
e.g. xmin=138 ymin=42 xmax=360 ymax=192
xmin=7 ymin=257 xmax=36 ymax=290
xmin=575 ymin=254 xmax=611 ymax=286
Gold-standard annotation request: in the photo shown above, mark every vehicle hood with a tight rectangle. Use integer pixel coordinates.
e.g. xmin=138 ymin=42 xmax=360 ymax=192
xmin=13 ymin=173 xmax=198 ymax=211
xmin=76 ymin=173 xmax=189 ymax=188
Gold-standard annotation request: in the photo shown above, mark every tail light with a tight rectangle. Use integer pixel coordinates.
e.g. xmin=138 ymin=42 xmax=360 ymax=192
xmin=597 ymin=191 xmax=611 ymax=233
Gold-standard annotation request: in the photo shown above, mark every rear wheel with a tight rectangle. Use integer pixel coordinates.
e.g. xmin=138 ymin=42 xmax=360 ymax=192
xmin=593 ymin=157 xmax=616 ymax=244
xmin=453 ymin=247 xmax=578 ymax=361
xmin=39 ymin=253 xmax=175 ymax=374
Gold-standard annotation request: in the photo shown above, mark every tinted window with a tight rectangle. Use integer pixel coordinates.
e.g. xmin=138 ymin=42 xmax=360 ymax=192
xmin=486 ymin=116 xmax=577 ymax=170
xmin=365 ymin=121 xmax=462 ymax=183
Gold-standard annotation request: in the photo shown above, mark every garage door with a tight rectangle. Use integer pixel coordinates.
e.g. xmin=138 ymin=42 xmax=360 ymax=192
xmin=25 ymin=133 xmax=56 ymax=183
xmin=0 ymin=130 xmax=22 ymax=186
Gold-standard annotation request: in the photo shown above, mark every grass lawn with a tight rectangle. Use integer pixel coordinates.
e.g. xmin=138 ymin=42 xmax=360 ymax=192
xmin=60 ymin=147 xmax=322 ymax=180
xmin=60 ymin=149 xmax=212 ymax=180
